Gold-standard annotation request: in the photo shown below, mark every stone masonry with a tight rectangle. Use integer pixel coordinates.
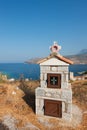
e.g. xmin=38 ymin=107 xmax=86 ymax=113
xmin=35 ymin=43 xmax=73 ymax=120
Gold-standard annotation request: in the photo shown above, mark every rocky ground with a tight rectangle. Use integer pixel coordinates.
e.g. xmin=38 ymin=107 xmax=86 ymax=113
xmin=0 ymin=80 xmax=87 ymax=130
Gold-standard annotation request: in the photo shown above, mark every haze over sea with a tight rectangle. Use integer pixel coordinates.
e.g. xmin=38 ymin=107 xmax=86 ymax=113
xmin=0 ymin=63 xmax=87 ymax=80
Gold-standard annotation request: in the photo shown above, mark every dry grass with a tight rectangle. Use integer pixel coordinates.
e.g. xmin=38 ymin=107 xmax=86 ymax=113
xmin=72 ymin=80 xmax=87 ymax=111
xmin=0 ymin=80 xmax=87 ymax=130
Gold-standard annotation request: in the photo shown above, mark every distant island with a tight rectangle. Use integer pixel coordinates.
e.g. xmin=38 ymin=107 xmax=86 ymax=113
xmin=26 ymin=49 xmax=87 ymax=64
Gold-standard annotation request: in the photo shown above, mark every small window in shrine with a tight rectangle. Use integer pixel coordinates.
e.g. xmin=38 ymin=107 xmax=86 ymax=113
xmin=47 ymin=73 xmax=61 ymax=88
xmin=50 ymin=76 xmax=58 ymax=85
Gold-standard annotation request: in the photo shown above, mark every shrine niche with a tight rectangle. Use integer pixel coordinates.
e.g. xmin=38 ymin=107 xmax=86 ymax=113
xmin=35 ymin=42 xmax=73 ymax=120
xmin=47 ymin=73 xmax=61 ymax=88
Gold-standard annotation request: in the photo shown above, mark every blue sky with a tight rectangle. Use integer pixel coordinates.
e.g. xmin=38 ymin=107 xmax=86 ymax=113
xmin=0 ymin=0 xmax=87 ymax=62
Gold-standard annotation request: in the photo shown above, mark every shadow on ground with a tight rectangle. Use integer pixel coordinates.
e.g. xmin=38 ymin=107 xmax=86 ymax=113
xmin=18 ymin=81 xmax=35 ymax=112
xmin=0 ymin=122 xmax=9 ymax=130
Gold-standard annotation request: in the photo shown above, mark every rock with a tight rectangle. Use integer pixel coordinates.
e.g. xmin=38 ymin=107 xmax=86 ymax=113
xmin=2 ymin=115 xmax=18 ymax=130
xmin=12 ymin=91 xmax=16 ymax=95
xmin=20 ymin=123 xmax=40 ymax=130
xmin=0 ymin=122 xmax=9 ymax=130
xmin=8 ymin=78 xmax=15 ymax=82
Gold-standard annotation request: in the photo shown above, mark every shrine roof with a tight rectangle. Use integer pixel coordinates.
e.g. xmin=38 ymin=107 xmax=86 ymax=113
xmin=37 ymin=54 xmax=73 ymax=65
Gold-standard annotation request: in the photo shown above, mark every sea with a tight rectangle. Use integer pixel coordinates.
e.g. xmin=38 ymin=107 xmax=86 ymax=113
xmin=0 ymin=63 xmax=87 ymax=80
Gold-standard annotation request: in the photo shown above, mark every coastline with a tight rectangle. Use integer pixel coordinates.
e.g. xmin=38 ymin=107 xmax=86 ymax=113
xmin=0 ymin=63 xmax=87 ymax=80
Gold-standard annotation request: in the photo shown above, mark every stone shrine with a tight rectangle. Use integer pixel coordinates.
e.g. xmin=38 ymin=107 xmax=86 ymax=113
xmin=35 ymin=42 xmax=73 ymax=120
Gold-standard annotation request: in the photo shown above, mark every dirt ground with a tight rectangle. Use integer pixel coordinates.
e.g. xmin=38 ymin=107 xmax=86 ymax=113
xmin=0 ymin=80 xmax=87 ymax=130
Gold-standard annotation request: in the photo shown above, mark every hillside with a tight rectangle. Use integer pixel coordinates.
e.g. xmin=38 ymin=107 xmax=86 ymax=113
xmin=0 ymin=80 xmax=87 ymax=130
xmin=65 ymin=49 xmax=87 ymax=64
xmin=66 ymin=53 xmax=87 ymax=64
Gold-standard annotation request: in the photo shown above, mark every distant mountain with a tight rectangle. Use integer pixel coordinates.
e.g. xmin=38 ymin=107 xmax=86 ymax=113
xmin=26 ymin=49 xmax=87 ymax=64
xmin=66 ymin=49 xmax=87 ymax=64
xmin=25 ymin=57 xmax=43 ymax=64
xmin=78 ymin=49 xmax=87 ymax=55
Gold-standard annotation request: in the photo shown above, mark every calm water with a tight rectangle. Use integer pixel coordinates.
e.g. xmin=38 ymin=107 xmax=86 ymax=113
xmin=0 ymin=63 xmax=40 ymax=80
xmin=0 ymin=63 xmax=87 ymax=80
xmin=69 ymin=64 xmax=87 ymax=76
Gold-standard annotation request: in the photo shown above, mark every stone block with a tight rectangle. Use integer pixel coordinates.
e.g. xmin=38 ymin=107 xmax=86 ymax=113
xmin=62 ymin=113 xmax=72 ymax=121
xmin=62 ymin=101 xmax=65 ymax=112
xmin=57 ymin=66 xmax=62 ymax=72
xmin=36 ymin=98 xmax=44 ymax=116
xmin=36 ymin=104 xmax=44 ymax=115
xmin=44 ymin=88 xmax=61 ymax=99
xmin=40 ymin=81 xmax=47 ymax=88
xmin=61 ymin=82 xmax=68 ymax=89
xmin=40 ymin=73 xmax=44 ymax=80
xmin=63 ymin=73 xmax=68 ymax=82
xmin=51 ymin=66 xmax=58 ymax=71
xmin=36 ymin=88 xmax=45 ymax=96
xmin=40 ymin=66 xmax=50 ymax=72
xmin=40 ymin=66 xmax=45 ymax=71
xmin=62 ymin=90 xmax=72 ymax=102
xmin=36 ymin=98 xmax=40 ymax=107
xmin=67 ymin=103 xmax=72 ymax=114
xmin=44 ymin=73 xmax=47 ymax=81
xmin=40 ymin=99 xmax=44 ymax=108
xmin=58 ymin=66 xmax=68 ymax=72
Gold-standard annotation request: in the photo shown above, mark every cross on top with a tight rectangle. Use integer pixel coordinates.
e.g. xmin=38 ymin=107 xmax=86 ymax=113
xmin=50 ymin=41 xmax=61 ymax=54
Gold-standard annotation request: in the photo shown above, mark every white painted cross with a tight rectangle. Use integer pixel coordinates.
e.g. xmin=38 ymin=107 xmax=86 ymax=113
xmin=51 ymin=77 xmax=57 ymax=85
